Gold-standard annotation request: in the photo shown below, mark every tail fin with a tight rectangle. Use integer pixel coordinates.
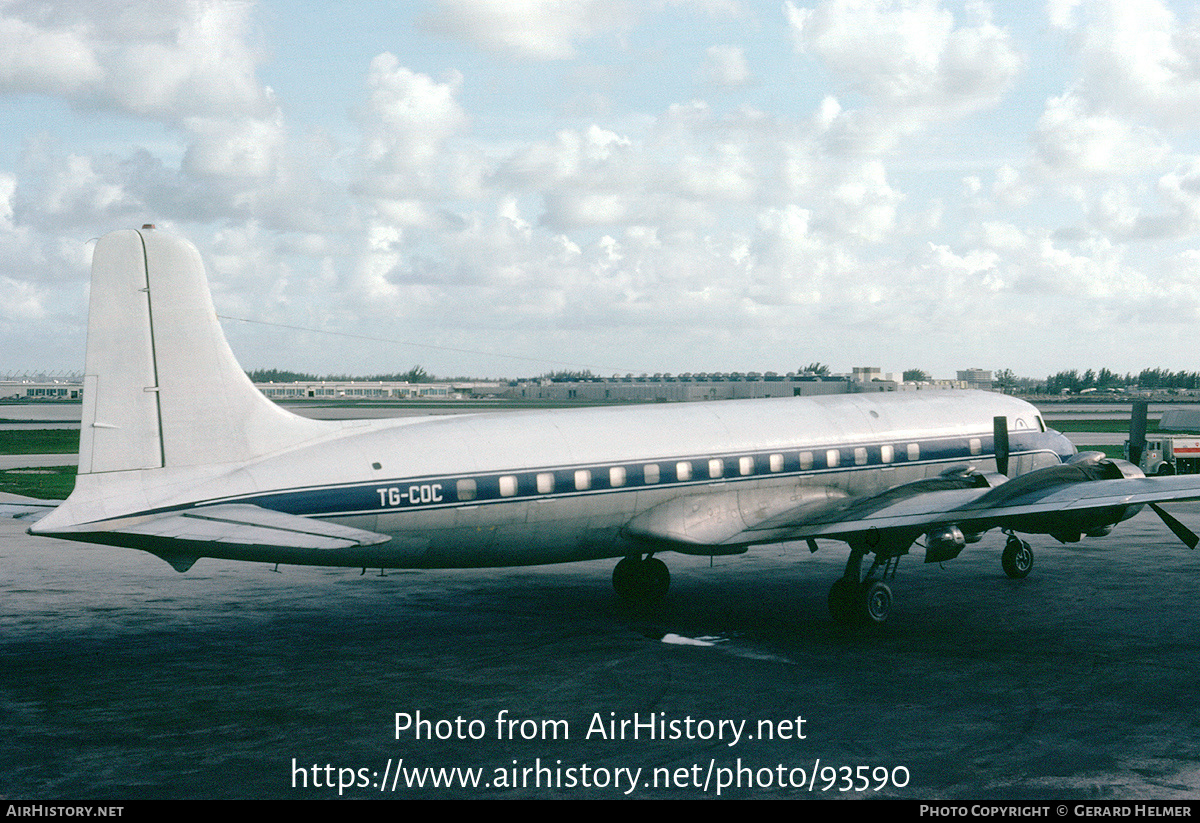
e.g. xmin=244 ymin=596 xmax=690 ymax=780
xmin=79 ymin=226 xmax=328 ymax=474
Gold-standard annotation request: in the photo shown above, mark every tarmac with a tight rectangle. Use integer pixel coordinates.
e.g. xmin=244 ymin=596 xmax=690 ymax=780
xmin=3 ymin=501 xmax=1200 ymax=799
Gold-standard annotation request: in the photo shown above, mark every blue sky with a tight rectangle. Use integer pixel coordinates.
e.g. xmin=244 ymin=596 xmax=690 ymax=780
xmin=2 ymin=0 xmax=1199 ymax=380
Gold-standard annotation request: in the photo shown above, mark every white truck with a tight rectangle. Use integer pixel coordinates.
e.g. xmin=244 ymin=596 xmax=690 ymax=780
xmin=1125 ymin=436 xmax=1200 ymax=475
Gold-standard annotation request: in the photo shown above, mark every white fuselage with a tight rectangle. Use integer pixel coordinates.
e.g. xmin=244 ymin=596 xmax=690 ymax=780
xmin=93 ymin=390 xmax=1070 ymax=569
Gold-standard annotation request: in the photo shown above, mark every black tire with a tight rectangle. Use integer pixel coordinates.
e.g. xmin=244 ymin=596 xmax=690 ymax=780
xmin=828 ymin=578 xmax=858 ymax=624
xmin=642 ymin=557 xmax=670 ymax=602
xmin=612 ymin=556 xmax=639 ymax=601
xmin=612 ymin=556 xmax=669 ymax=604
xmin=860 ymin=580 xmax=892 ymax=625
xmin=1002 ymin=537 xmax=1033 ymax=579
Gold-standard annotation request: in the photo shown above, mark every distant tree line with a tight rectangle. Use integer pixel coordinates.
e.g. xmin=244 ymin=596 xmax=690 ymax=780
xmin=542 ymin=370 xmax=598 ymax=381
xmin=1041 ymin=368 xmax=1200 ymax=394
xmin=247 ymin=366 xmax=433 ymax=383
xmin=246 ymin=364 xmax=1198 ymax=394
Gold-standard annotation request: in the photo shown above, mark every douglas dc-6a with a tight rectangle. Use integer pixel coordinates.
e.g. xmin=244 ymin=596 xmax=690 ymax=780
xmin=16 ymin=227 xmax=1200 ymax=624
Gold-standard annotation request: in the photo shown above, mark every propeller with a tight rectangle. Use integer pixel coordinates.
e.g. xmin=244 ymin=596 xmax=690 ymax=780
xmin=1149 ymin=503 xmax=1199 ymax=550
xmin=993 ymin=416 xmax=1009 ymax=477
xmin=1126 ymin=400 xmax=1198 ymax=548
xmin=1127 ymin=399 xmax=1148 ymax=468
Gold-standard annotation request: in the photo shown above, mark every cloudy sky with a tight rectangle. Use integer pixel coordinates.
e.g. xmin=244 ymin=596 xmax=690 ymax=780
xmin=2 ymin=0 xmax=1199 ymax=380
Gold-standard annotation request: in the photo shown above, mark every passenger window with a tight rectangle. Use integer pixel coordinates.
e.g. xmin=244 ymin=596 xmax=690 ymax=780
xmin=643 ymin=464 xmax=660 ymax=484
xmin=826 ymin=449 xmax=840 ymax=468
xmin=880 ymin=445 xmax=893 ymax=463
xmin=708 ymin=458 xmax=723 ymax=479
xmin=769 ymin=454 xmax=783 ymax=472
xmin=739 ymin=456 xmax=754 ymax=476
xmin=609 ymin=466 xmax=627 ymax=487
xmin=499 ymin=475 xmax=517 ymax=497
xmin=575 ymin=469 xmax=591 ymax=491
xmin=456 ymin=478 xmax=477 ymax=501
xmin=799 ymin=451 xmax=813 ymax=470
xmin=907 ymin=443 xmax=919 ymax=461
xmin=854 ymin=447 xmax=867 ymax=465
xmin=676 ymin=461 xmax=692 ymax=481
xmin=537 ymin=472 xmax=555 ymax=494
xmin=969 ymin=438 xmax=981 ymax=456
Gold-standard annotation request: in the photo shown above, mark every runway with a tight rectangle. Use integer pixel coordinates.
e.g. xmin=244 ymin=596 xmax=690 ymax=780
xmin=3 ymin=503 xmax=1200 ymax=799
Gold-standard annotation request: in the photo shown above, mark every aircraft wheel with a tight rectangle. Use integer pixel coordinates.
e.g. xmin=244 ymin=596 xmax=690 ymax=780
xmin=860 ymin=580 xmax=892 ymax=625
xmin=828 ymin=578 xmax=858 ymax=624
xmin=612 ymin=556 xmax=639 ymax=601
xmin=1002 ymin=537 xmax=1033 ymax=579
xmin=642 ymin=557 xmax=670 ymax=601
xmin=612 ymin=555 xmax=670 ymax=604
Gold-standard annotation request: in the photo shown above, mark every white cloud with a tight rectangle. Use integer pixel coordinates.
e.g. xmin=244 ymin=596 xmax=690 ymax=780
xmin=422 ymin=0 xmax=637 ymax=61
xmin=1088 ymin=159 xmax=1200 ymax=240
xmin=0 ymin=275 xmax=48 ymax=323
xmin=1052 ymin=0 xmax=1200 ymax=125
xmin=0 ymin=172 xmax=15 ymax=231
xmin=0 ymin=13 xmax=102 ymax=95
xmin=1034 ymin=92 xmax=1169 ymax=175
xmin=356 ymin=55 xmax=472 ymax=199
xmin=786 ymin=0 xmax=1020 ymax=113
xmin=703 ymin=45 xmax=753 ymax=87
xmin=0 ymin=0 xmax=272 ymax=121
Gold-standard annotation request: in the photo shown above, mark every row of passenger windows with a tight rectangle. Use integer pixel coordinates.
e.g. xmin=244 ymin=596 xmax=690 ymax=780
xmin=451 ymin=439 xmax=969 ymax=501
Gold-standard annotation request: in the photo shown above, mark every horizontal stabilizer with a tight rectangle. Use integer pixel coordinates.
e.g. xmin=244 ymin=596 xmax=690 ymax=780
xmin=0 ymin=494 xmax=62 ymax=523
xmin=36 ymin=503 xmax=393 ymax=551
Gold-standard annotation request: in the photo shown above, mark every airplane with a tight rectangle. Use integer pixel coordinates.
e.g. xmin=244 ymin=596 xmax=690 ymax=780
xmin=19 ymin=226 xmax=1200 ymax=625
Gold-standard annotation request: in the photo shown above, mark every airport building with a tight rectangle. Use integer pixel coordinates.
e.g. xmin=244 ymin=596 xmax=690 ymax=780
xmin=956 ymin=369 xmax=994 ymax=391
xmin=253 ymin=380 xmax=507 ymax=400
xmin=511 ymin=374 xmax=853 ymax=403
xmin=0 ymin=381 xmax=82 ymax=400
xmin=2 ymin=368 xmax=987 ymax=405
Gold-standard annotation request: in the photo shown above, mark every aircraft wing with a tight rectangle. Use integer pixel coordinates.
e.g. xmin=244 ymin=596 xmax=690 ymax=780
xmin=627 ymin=468 xmax=1200 ymax=550
xmin=782 ymin=473 xmax=1200 ymax=540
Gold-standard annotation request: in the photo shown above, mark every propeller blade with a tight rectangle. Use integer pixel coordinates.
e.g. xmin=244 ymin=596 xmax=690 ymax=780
xmin=1149 ymin=502 xmax=1199 ymax=550
xmin=1128 ymin=399 xmax=1148 ymax=467
xmin=993 ymin=416 xmax=1009 ymax=476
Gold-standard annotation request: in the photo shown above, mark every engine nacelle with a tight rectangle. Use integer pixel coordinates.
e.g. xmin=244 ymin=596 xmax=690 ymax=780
xmin=925 ymin=526 xmax=967 ymax=563
xmin=977 ymin=454 xmax=1146 ymax=543
xmin=1050 ymin=456 xmax=1144 ymax=542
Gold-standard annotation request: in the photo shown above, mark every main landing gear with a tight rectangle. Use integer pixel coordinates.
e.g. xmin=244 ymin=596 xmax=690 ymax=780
xmin=612 ymin=553 xmax=670 ymax=605
xmin=828 ymin=544 xmax=902 ymax=626
xmin=1001 ymin=531 xmax=1034 ymax=579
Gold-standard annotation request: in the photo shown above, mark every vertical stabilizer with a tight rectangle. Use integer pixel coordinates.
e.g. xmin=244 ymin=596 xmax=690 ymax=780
xmin=79 ymin=227 xmax=329 ymax=475
xmin=80 ymin=230 xmax=162 ymax=473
